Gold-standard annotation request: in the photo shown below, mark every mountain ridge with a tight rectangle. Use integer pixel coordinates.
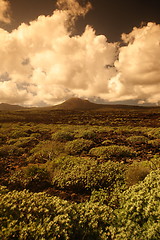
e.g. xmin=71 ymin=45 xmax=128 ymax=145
xmin=52 ymin=98 xmax=105 ymax=110
xmin=51 ymin=98 xmax=158 ymax=111
xmin=0 ymin=98 xmax=159 ymax=111
xmin=0 ymin=103 xmax=24 ymax=111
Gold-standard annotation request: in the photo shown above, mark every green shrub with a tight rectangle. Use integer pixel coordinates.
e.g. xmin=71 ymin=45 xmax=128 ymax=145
xmin=126 ymin=135 xmax=148 ymax=144
xmin=52 ymin=130 xmax=75 ymax=142
xmin=149 ymin=155 xmax=160 ymax=170
xmin=28 ymin=140 xmax=65 ymax=163
xmin=0 ymin=185 xmax=9 ymax=194
xmin=0 ymin=145 xmax=24 ymax=157
xmin=147 ymin=128 xmax=160 ymax=139
xmin=77 ymin=202 xmax=114 ymax=240
xmin=102 ymin=139 xmax=114 ymax=145
xmin=0 ymin=186 xmax=114 ymax=240
xmin=52 ymin=157 xmax=125 ymax=193
xmin=89 ymin=145 xmax=135 ymax=160
xmin=114 ymin=170 xmax=160 ymax=240
xmin=89 ymin=189 xmax=111 ymax=205
xmin=8 ymin=164 xmax=51 ymax=191
xmin=30 ymin=132 xmax=42 ymax=139
xmin=0 ymin=189 xmax=78 ymax=240
xmin=75 ymin=128 xmax=97 ymax=140
xmin=7 ymin=136 xmax=38 ymax=149
xmin=148 ymin=139 xmax=160 ymax=147
xmin=113 ymin=126 xmax=133 ymax=135
xmin=0 ymin=133 xmax=6 ymax=145
xmin=65 ymin=139 xmax=94 ymax=155
xmin=10 ymin=129 xmax=30 ymax=139
xmin=125 ymin=162 xmax=150 ymax=186
xmin=90 ymin=182 xmax=129 ymax=210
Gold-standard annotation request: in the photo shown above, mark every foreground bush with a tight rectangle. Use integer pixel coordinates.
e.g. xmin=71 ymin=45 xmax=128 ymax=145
xmin=114 ymin=170 xmax=160 ymax=240
xmin=0 ymin=186 xmax=114 ymax=240
xmin=0 ymin=188 xmax=77 ymax=240
xmin=52 ymin=157 xmax=125 ymax=193
xmin=0 ymin=170 xmax=159 ymax=240
xmin=125 ymin=161 xmax=150 ymax=186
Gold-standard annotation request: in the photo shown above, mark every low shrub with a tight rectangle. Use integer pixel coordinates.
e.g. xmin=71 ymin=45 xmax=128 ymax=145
xmin=0 ymin=133 xmax=6 ymax=145
xmin=113 ymin=126 xmax=133 ymax=135
xmin=10 ymin=129 xmax=30 ymax=139
xmin=77 ymin=202 xmax=114 ymax=239
xmin=1 ymin=170 xmax=160 ymax=240
xmin=65 ymin=139 xmax=94 ymax=155
xmin=114 ymin=170 xmax=160 ymax=240
xmin=0 ymin=188 xmax=78 ymax=240
xmin=148 ymin=139 xmax=160 ymax=147
xmin=147 ymin=128 xmax=160 ymax=139
xmin=149 ymin=155 xmax=160 ymax=170
xmin=125 ymin=162 xmax=150 ymax=186
xmin=89 ymin=189 xmax=111 ymax=205
xmin=75 ymin=128 xmax=97 ymax=140
xmin=89 ymin=145 xmax=135 ymax=160
xmin=126 ymin=135 xmax=148 ymax=144
xmin=0 ymin=186 xmax=114 ymax=240
xmin=8 ymin=164 xmax=51 ymax=191
xmin=28 ymin=140 xmax=65 ymax=163
xmin=102 ymin=139 xmax=114 ymax=146
xmin=7 ymin=136 xmax=38 ymax=149
xmin=0 ymin=145 xmax=24 ymax=157
xmin=52 ymin=157 xmax=125 ymax=193
xmin=52 ymin=130 xmax=75 ymax=142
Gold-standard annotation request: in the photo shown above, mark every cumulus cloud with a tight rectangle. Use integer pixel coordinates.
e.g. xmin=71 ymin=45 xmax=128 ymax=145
xmin=56 ymin=0 xmax=92 ymax=17
xmin=0 ymin=0 xmax=118 ymax=106
xmin=108 ymin=22 xmax=160 ymax=104
xmin=0 ymin=0 xmax=159 ymax=106
xmin=0 ymin=0 xmax=11 ymax=23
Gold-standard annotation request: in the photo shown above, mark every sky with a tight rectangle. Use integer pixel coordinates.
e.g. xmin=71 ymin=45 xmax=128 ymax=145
xmin=0 ymin=0 xmax=160 ymax=106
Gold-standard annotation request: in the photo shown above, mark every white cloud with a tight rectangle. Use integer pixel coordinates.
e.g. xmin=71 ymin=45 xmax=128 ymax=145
xmin=57 ymin=0 xmax=91 ymax=13
xmin=0 ymin=0 xmax=159 ymax=106
xmin=0 ymin=0 xmax=10 ymax=23
xmin=108 ymin=22 xmax=160 ymax=104
xmin=0 ymin=1 xmax=117 ymax=106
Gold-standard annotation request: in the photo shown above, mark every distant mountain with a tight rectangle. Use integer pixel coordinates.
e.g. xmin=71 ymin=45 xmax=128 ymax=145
xmin=1 ymin=99 xmax=158 ymax=112
xmin=52 ymin=98 xmax=105 ymax=110
xmin=51 ymin=98 xmax=152 ymax=111
xmin=0 ymin=103 xmax=24 ymax=111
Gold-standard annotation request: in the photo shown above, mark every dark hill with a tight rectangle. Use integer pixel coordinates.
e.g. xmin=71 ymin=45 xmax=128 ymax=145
xmin=52 ymin=98 xmax=104 ymax=110
xmin=51 ymin=98 xmax=154 ymax=111
xmin=0 ymin=103 xmax=24 ymax=111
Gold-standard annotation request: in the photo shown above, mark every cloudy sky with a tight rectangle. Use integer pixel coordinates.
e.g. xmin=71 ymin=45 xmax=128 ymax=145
xmin=0 ymin=0 xmax=160 ymax=106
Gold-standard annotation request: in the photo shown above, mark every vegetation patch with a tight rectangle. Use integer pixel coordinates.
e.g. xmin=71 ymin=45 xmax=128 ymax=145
xmin=114 ymin=170 xmax=160 ymax=240
xmin=51 ymin=157 xmax=125 ymax=193
xmin=52 ymin=130 xmax=75 ymax=142
xmin=0 ymin=109 xmax=160 ymax=239
xmin=65 ymin=138 xmax=94 ymax=155
xmin=126 ymin=135 xmax=149 ymax=144
xmin=8 ymin=164 xmax=51 ymax=191
xmin=89 ymin=145 xmax=135 ymax=160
